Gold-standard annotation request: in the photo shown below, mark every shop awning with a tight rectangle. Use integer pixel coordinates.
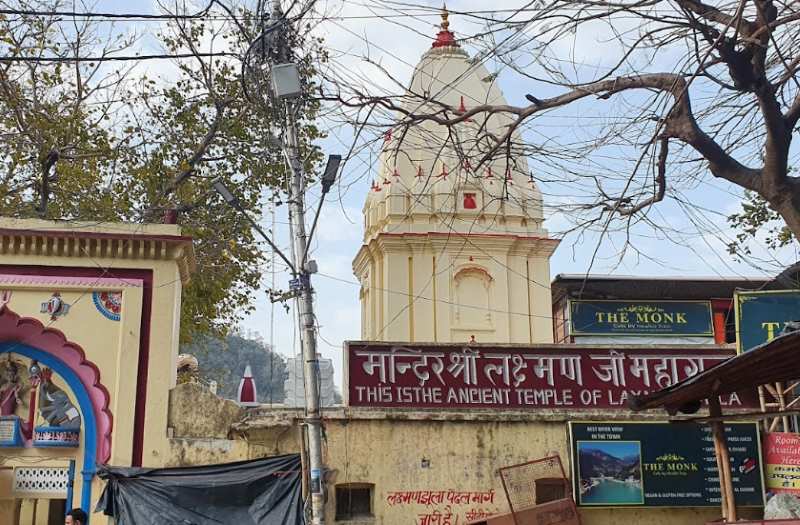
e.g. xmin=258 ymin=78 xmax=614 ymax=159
xmin=629 ymin=330 xmax=800 ymax=414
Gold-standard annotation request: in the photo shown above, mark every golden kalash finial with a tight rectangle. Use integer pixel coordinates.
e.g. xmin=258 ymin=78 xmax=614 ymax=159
xmin=432 ymin=3 xmax=458 ymax=48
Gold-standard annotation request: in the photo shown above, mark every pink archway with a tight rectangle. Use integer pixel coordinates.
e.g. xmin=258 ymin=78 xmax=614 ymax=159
xmin=0 ymin=306 xmax=113 ymax=463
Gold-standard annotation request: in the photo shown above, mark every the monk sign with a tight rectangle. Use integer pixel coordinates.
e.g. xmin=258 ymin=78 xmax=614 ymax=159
xmin=345 ymin=342 xmax=749 ymax=410
xmin=570 ymin=300 xmax=714 ymax=337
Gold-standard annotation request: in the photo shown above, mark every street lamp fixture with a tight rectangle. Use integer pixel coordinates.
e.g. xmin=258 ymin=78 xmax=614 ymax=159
xmin=212 ymin=179 xmax=239 ymax=206
xmin=301 ymin=154 xmax=343 ymax=266
xmin=321 ymin=154 xmax=342 ymax=194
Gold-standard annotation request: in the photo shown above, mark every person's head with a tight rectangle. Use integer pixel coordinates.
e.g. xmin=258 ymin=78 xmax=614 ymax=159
xmin=65 ymin=508 xmax=88 ymax=525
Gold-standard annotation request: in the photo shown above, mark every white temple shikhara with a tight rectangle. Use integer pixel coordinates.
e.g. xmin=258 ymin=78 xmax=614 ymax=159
xmin=353 ymin=8 xmax=559 ymax=344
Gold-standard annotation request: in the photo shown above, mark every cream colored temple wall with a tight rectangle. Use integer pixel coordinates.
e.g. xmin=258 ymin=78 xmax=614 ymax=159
xmin=355 ymin=235 xmax=557 ymax=344
xmin=0 ymin=218 xmax=193 ymax=522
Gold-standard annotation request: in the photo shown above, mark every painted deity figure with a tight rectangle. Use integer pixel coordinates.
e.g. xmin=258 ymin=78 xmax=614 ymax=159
xmin=38 ymin=373 xmax=81 ymax=428
xmin=0 ymin=359 xmax=24 ymax=416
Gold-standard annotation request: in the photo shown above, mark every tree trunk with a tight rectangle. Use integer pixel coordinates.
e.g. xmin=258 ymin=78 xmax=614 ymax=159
xmin=771 ymin=188 xmax=800 ymax=244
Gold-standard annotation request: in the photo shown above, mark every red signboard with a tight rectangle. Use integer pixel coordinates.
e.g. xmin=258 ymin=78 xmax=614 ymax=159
xmin=764 ymin=432 xmax=800 ymax=494
xmin=346 ymin=343 xmax=748 ymax=410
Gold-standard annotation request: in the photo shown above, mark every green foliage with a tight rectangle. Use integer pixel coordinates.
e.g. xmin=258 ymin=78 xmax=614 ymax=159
xmin=0 ymin=1 xmax=325 ymax=340
xmin=181 ymin=332 xmax=287 ymax=403
xmin=727 ymin=191 xmax=794 ymax=258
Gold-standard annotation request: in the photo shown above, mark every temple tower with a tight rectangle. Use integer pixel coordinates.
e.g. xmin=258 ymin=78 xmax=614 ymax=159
xmin=353 ymin=9 xmax=559 ymax=344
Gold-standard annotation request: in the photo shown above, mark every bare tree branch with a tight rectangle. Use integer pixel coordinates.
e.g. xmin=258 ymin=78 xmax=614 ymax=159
xmin=618 ymin=137 xmax=668 ymax=216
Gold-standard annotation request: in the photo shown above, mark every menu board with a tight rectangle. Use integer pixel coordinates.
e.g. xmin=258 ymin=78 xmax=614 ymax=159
xmin=569 ymin=422 xmax=764 ymax=507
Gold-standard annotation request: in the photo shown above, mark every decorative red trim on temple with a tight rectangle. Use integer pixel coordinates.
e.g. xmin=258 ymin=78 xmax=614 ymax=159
xmin=432 ymin=6 xmax=459 ymax=49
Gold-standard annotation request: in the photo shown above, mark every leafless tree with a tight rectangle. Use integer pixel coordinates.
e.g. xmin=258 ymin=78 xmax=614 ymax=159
xmin=316 ymin=0 xmax=800 ymax=266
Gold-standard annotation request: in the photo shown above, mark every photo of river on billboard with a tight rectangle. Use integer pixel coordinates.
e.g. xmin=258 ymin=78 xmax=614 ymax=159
xmin=569 ymin=422 xmax=765 ymax=507
xmin=577 ymin=440 xmax=643 ymax=505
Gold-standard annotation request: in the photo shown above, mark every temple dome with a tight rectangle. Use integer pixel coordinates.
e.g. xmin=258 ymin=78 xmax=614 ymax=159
xmin=363 ymin=8 xmax=546 ymax=242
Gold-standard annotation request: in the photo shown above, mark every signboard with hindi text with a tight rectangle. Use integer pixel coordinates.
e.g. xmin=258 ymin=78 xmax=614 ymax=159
xmin=345 ymin=342 xmax=752 ymax=410
xmin=0 ymin=416 xmax=23 ymax=447
xmin=569 ymin=422 xmax=764 ymax=508
xmin=735 ymin=290 xmax=800 ymax=353
xmin=570 ymin=300 xmax=714 ymax=337
xmin=763 ymin=432 xmax=800 ymax=494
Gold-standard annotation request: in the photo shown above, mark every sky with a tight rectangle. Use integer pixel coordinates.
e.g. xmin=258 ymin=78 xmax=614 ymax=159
xmin=82 ymin=0 xmax=799 ymax=390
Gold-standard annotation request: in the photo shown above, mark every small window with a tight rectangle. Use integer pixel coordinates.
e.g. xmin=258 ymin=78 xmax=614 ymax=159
xmin=336 ymin=483 xmax=373 ymax=520
xmin=534 ymin=477 xmax=567 ymax=504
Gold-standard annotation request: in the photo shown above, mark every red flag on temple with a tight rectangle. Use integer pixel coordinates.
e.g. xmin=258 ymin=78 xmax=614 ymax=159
xmin=237 ymin=365 xmax=258 ymax=407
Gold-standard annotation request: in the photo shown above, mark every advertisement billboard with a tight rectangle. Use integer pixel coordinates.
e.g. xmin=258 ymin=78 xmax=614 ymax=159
xmin=735 ymin=290 xmax=800 ymax=353
xmin=569 ymin=422 xmax=764 ymax=508
xmin=763 ymin=432 xmax=800 ymax=494
xmin=570 ymin=301 xmax=714 ymax=337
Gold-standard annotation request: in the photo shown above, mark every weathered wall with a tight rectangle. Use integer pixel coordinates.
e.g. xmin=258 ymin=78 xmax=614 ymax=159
xmin=232 ymin=408 xmax=763 ymax=525
xmin=164 ymin=438 xmax=271 ymax=467
xmin=164 ymin=383 xmax=282 ymax=467
xmin=164 ymin=383 xmax=274 ymax=467
xmin=168 ymin=382 xmax=244 ymax=439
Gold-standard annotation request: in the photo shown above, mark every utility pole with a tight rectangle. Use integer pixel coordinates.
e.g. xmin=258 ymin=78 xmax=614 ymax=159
xmin=269 ymin=3 xmax=327 ymax=523
xmin=214 ymin=3 xmax=337 ymax=521
xmin=284 ymin=103 xmax=326 ymax=525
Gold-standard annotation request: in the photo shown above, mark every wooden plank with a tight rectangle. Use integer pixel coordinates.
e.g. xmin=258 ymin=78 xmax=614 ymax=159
xmin=710 ymin=397 xmax=737 ymax=522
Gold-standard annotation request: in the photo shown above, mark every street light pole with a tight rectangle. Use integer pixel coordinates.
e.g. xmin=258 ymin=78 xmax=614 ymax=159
xmin=264 ymin=3 xmax=328 ymax=521
xmin=283 ymin=100 xmax=327 ymax=524
xmin=232 ymin=3 xmax=331 ymax=521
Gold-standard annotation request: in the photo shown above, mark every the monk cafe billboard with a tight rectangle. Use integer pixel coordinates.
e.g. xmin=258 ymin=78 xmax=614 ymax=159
xmin=569 ymin=422 xmax=764 ymax=508
xmin=569 ymin=300 xmax=714 ymax=337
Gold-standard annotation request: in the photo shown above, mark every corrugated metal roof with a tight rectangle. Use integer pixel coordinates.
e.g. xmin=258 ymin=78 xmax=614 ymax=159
xmin=629 ymin=331 xmax=800 ymax=413
xmin=550 ymin=274 xmax=770 ymax=302
xmin=553 ymin=273 xmax=770 ymax=282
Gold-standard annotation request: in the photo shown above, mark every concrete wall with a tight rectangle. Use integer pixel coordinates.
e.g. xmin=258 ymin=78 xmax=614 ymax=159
xmin=168 ymin=382 xmax=244 ymax=440
xmin=220 ymin=407 xmax=762 ymax=525
xmin=165 ymin=382 xmax=274 ymax=466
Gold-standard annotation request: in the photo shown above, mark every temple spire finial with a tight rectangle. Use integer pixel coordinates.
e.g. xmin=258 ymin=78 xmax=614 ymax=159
xmin=432 ymin=3 xmax=458 ymax=49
